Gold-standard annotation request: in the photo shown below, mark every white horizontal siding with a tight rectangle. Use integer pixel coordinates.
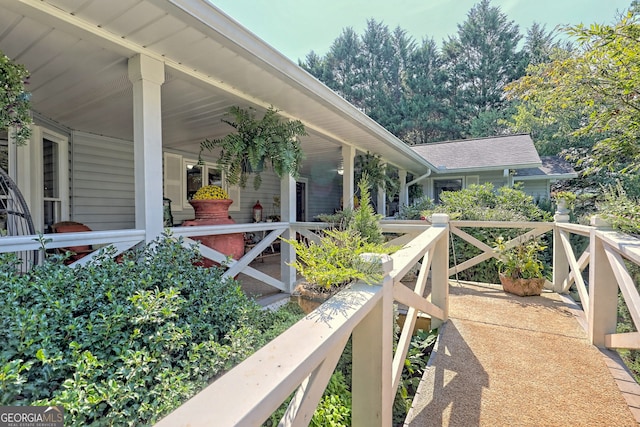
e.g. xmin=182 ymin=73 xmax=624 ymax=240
xmin=520 ymin=180 xmax=550 ymax=202
xmin=71 ymin=131 xmax=135 ymax=230
xmin=307 ymin=175 xmax=341 ymax=220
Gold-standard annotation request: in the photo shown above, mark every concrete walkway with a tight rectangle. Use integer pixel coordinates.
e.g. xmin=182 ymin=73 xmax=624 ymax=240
xmin=405 ymin=282 xmax=640 ymax=427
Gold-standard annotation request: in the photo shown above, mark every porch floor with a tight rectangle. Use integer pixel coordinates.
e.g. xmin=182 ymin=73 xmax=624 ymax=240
xmin=405 ymin=281 xmax=640 ymax=426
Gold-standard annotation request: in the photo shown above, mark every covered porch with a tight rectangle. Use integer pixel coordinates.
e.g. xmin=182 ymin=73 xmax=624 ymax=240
xmin=0 ymin=0 xmax=434 ymax=249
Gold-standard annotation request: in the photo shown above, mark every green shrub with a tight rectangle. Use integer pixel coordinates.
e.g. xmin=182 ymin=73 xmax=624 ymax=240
xmin=598 ymin=182 xmax=640 ymax=235
xmin=396 ymin=196 xmax=435 ymax=220
xmin=0 ymin=234 xmax=286 ymax=426
xmin=422 ymin=183 xmax=553 ymax=283
xmin=287 ymin=174 xmax=397 ymax=289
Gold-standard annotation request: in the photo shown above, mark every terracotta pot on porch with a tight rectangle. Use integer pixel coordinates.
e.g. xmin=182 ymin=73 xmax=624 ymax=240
xmin=499 ymin=273 xmax=545 ymax=297
xmin=182 ymin=199 xmax=244 ymax=267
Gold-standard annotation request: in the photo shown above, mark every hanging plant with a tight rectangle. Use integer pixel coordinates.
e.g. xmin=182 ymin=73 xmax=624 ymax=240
xmin=200 ymin=105 xmax=307 ymax=190
xmin=355 ymin=152 xmax=398 ymax=198
xmin=0 ymin=50 xmax=32 ymax=145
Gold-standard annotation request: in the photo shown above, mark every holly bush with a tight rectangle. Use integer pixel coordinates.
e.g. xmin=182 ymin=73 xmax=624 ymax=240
xmin=0 ymin=234 xmax=301 ymax=426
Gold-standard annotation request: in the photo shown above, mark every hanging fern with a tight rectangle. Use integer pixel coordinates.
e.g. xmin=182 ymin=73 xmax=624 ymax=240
xmin=0 ymin=50 xmax=32 ymax=145
xmin=200 ymin=105 xmax=307 ymax=189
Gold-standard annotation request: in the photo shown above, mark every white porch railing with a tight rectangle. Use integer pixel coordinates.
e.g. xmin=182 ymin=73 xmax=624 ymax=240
xmin=155 ymin=215 xmax=451 ymax=426
xmin=0 ymin=228 xmax=145 ymax=266
xmin=555 ymin=216 xmax=640 ymax=349
xmin=2 ymin=215 xmax=640 ymax=425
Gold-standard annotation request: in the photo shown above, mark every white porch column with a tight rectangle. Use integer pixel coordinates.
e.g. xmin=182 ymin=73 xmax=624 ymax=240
xmin=342 ymin=145 xmax=355 ymax=209
xmin=128 ymin=54 xmax=165 ymax=242
xmin=377 ymin=185 xmax=386 ymax=217
xmin=399 ymin=169 xmax=408 ymax=208
xmin=281 ymin=174 xmax=297 ymax=292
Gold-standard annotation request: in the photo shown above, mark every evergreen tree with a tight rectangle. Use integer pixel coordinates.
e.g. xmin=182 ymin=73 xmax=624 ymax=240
xmin=442 ymin=0 xmax=525 ymax=136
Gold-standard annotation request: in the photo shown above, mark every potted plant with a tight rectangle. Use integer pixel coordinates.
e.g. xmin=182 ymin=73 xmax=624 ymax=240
xmin=553 ymin=191 xmax=576 ymax=214
xmin=200 ymin=105 xmax=307 ymax=190
xmin=181 ymin=185 xmax=244 ymax=266
xmin=283 ymin=174 xmax=398 ymax=305
xmin=0 ymin=50 xmax=32 ymax=145
xmin=495 ymin=235 xmax=547 ymax=296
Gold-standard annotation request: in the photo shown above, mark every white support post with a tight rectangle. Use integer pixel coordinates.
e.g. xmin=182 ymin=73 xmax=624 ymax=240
xmin=430 ymin=213 xmax=450 ymax=329
xmin=280 ymin=174 xmax=297 ymax=292
xmin=377 ymin=185 xmax=386 ymax=217
xmin=399 ymin=169 xmax=408 ymax=208
xmin=128 ymin=54 xmax=165 ymax=242
xmin=342 ymin=145 xmax=355 ymax=209
xmin=352 ymin=254 xmax=393 ymax=426
xmin=588 ymin=215 xmax=618 ymax=346
xmin=553 ymin=211 xmax=570 ymax=292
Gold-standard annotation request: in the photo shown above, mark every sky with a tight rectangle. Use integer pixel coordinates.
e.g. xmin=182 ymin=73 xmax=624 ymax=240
xmin=210 ymin=0 xmax=631 ymax=62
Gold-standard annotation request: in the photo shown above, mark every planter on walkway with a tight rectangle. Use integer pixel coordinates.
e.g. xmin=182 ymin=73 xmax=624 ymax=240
xmin=499 ymin=273 xmax=545 ymax=297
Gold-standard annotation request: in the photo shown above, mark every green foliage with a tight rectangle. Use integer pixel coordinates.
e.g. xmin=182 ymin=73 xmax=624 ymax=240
xmin=507 ymin=5 xmax=640 ymax=173
xmin=349 ymin=173 xmax=384 ymax=245
xmin=0 ymin=50 xmax=32 ymax=145
xmin=396 ymin=196 xmax=435 ymax=220
xmin=422 ymin=183 xmax=552 ymax=222
xmin=284 ymin=228 xmax=393 ymax=289
xmin=392 ymin=328 xmax=438 ymax=425
xmin=200 ymin=105 xmax=307 ymax=189
xmin=288 ymin=175 xmax=396 ymax=289
xmin=0 ymin=234 xmax=294 ymax=425
xmin=310 ymin=372 xmax=352 ymax=427
xmin=597 ymin=182 xmax=640 ymax=235
xmin=495 ymin=236 xmax=547 ymax=280
xmin=355 ymin=153 xmax=399 ymax=199
xmin=421 ymin=183 xmax=552 ymax=283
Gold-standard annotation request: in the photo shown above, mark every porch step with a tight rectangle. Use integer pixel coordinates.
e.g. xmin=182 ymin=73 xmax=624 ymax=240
xmin=404 ymin=282 xmax=639 ymax=426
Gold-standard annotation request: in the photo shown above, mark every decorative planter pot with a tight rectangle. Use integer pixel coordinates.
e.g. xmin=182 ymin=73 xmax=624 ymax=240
xmin=499 ymin=273 xmax=545 ymax=297
xmin=556 ymin=199 xmax=570 ymax=215
xmin=182 ymin=199 xmax=244 ymax=267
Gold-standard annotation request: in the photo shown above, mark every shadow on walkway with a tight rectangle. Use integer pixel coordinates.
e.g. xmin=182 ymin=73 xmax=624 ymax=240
xmin=405 ymin=282 xmax=638 ymax=426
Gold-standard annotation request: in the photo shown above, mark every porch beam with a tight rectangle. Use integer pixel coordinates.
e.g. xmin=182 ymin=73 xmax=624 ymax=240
xmin=128 ymin=54 xmax=165 ymax=243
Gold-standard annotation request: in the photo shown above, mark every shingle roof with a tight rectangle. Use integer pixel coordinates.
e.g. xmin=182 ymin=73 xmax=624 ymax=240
xmin=410 ymin=134 xmax=541 ymax=172
xmin=514 ymin=156 xmax=578 ymax=179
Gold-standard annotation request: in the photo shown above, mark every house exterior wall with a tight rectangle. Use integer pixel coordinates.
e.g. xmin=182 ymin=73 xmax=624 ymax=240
xmin=518 ymin=179 xmax=550 ymax=202
xmin=71 ymin=131 xmax=135 ymax=231
xmin=306 ymin=174 xmax=342 ymax=220
xmin=418 ymin=171 xmax=551 ymax=203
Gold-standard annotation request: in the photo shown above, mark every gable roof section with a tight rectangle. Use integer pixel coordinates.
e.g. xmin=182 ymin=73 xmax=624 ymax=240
xmin=410 ymin=134 xmax=541 ymax=174
xmin=514 ymin=156 xmax=578 ymax=180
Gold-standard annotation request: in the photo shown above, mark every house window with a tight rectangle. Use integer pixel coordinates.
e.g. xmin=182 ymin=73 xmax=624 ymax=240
xmin=183 ymin=159 xmax=224 ymax=208
xmin=43 ymin=137 xmax=61 ymax=231
xmin=434 ymin=178 xmax=462 ymax=204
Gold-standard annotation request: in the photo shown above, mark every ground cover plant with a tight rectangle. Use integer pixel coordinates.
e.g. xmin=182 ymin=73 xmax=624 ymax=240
xmin=0 ymin=234 xmax=303 ymax=426
xmin=264 ymin=326 xmax=438 ymax=426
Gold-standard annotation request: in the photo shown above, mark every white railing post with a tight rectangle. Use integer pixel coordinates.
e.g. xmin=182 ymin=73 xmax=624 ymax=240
xmin=431 ymin=213 xmax=450 ymax=329
xmin=352 ymin=254 xmax=393 ymax=427
xmin=553 ymin=211 xmax=570 ymax=292
xmin=588 ymin=215 xmax=618 ymax=346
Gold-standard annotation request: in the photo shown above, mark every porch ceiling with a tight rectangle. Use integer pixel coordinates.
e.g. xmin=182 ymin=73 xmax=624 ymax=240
xmin=0 ymin=0 xmax=434 ymax=177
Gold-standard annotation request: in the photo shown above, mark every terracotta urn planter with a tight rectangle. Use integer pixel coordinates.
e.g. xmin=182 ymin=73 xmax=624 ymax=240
xmin=182 ymin=199 xmax=244 ymax=267
xmin=499 ymin=273 xmax=545 ymax=297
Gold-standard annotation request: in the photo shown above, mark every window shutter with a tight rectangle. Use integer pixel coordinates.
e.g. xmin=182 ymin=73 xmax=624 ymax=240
xmin=163 ymin=152 xmax=182 ymax=211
